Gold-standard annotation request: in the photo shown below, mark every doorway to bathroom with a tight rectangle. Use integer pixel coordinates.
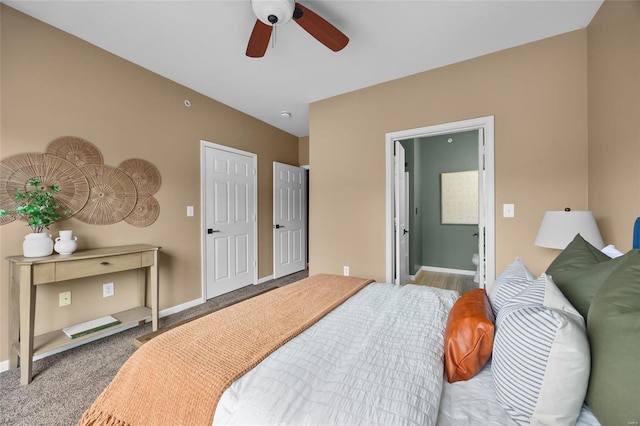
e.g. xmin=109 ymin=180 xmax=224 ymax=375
xmin=385 ymin=116 xmax=495 ymax=289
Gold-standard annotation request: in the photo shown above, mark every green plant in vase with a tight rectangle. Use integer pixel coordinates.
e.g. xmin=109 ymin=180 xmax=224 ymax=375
xmin=0 ymin=178 xmax=70 ymax=257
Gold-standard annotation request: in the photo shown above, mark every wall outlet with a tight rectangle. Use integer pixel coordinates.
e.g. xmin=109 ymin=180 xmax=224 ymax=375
xmin=343 ymin=266 xmax=350 ymax=276
xmin=103 ymin=282 xmax=115 ymax=297
xmin=59 ymin=291 xmax=71 ymax=307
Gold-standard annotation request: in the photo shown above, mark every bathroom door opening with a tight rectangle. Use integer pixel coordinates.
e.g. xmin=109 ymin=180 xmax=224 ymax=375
xmin=385 ymin=116 xmax=495 ymax=288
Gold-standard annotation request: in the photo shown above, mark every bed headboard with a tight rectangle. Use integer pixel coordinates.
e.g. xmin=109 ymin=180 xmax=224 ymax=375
xmin=634 ymin=217 xmax=640 ymax=249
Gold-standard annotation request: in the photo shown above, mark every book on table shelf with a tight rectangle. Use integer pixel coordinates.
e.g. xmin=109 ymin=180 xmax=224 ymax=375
xmin=63 ymin=315 xmax=122 ymax=339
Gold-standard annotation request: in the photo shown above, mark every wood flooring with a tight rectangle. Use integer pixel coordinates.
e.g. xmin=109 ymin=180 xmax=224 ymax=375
xmin=407 ymin=269 xmax=477 ymax=295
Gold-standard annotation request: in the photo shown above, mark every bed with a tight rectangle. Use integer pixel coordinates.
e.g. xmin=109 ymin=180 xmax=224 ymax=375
xmin=79 ymin=235 xmax=640 ymax=426
xmin=211 ymin=282 xmax=601 ymax=426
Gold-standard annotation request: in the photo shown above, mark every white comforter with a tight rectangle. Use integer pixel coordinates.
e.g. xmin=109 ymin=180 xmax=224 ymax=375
xmin=213 ymin=283 xmax=459 ymax=426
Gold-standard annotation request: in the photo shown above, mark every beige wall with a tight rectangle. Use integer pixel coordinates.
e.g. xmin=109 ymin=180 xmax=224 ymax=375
xmin=0 ymin=6 xmax=299 ymax=362
xmin=587 ymin=0 xmax=640 ymax=249
xmin=309 ymin=30 xmax=590 ymax=282
xmin=299 ymin=136 xmax=309 ymax=166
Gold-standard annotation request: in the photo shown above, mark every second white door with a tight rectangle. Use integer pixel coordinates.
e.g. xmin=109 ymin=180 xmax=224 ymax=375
xmin=273 ymin=162 xmax=306 ymax=279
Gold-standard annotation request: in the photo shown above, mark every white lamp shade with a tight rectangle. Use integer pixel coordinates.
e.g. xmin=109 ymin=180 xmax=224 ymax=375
xmin=534 ymin=211 xmax=604 ymax=250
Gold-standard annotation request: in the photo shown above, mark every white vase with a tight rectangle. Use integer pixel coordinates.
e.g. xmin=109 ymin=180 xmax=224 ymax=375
xmin=54 ymin=230 xmax=78 ymax=255
xmin=23 ymin=232 xmax=54 ymax=258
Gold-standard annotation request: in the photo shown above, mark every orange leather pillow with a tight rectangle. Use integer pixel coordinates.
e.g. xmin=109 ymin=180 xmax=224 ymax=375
xmin=444 ymin=288 xmax=495 ymax=383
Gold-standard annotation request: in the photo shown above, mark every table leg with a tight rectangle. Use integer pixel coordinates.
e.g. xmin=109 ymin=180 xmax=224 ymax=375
xmin=137 ymin=268 xmax=146 ymax=327
xmin=8 ymin=263 xmax=19 ymax=369
xmin=150 ymin=250 xmax=159 ymax=332
xmin=19 ymin=267 xmax=36 ymax=385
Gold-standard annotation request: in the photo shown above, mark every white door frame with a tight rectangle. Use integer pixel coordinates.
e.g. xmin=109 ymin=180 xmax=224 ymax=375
xmin=200 ymin=140 xmax=258 ymax=301
xmin=385 ymin=116 xmax=495 ymax=288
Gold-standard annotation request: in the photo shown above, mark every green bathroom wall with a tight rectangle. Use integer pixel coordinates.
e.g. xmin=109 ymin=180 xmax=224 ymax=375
xmin=401 ymin=130 xmax=478 ymax=274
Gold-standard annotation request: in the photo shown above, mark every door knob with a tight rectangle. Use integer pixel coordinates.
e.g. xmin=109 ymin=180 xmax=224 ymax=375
xmin=207 ymin=229 xmax=221 ymax=234
xmin=273 ymin=224 xmax=284 ymax=229
xmin=403 ymin=229 xmax=409 ymax=235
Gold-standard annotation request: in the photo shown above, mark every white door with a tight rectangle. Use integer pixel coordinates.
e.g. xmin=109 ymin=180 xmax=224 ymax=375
xmin=203 ymin=143 xmax=257 ymax=299
xmin=273 ymin=162 xmax=306 ymax=279
xmin=394 ymin=142 xmax=409 ymax=285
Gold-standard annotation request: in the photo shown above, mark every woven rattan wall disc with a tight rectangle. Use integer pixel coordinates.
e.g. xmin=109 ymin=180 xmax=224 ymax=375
xmin=124 ymin=196 xmax=159 ymax=227
xmin=118 ymin=158 xmax=161 ymax=197
xmin=75 ymin=164 xmax=137 ymax=225
xmin=0 ymin=153 xmax=90 ymax=220
xmin=46 ymin=136 xmax=104 ymax=167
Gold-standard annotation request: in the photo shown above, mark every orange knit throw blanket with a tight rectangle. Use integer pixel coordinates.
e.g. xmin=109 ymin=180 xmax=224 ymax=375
xmin=78 ymin=274 xmax=373 ymax=426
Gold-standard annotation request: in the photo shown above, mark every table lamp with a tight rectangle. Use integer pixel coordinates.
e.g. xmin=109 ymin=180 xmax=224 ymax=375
xmin=534 ymin=209 xmax=604 ymax=250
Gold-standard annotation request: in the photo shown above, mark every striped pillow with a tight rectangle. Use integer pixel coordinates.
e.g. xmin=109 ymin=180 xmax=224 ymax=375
xmin=493 ymin=274 xmax=590 ymax=425
xmin=488 ymin=257 xmax=536 ymax=316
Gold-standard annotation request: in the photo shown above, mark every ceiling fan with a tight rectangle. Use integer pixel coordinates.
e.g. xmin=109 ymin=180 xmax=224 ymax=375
xmin=246 ymin=0 xmax=349 ymax=58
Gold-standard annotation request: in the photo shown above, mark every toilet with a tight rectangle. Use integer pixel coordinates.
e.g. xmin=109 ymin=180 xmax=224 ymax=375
xmin=472 ymin=254 xmax=480 ymax=283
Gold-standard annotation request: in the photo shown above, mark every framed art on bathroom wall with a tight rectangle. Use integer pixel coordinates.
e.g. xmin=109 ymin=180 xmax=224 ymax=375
xmin=441 ymin=170 xmax=478 ymax=225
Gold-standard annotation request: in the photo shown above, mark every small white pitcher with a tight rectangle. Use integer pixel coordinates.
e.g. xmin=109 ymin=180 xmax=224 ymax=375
xmin=54 ymin=230 xmax=78 ymax=255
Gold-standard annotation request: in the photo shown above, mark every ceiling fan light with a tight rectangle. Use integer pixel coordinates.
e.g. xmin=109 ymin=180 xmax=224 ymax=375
xmin=251 ymin=0 xmax=295 ymax=27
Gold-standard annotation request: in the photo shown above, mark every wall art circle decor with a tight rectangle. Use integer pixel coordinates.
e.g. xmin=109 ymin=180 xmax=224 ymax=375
xmin=118 ymin=158 xmax=161 ymax=197
xmin=74 ymin=164 xmax=137 ymax=225
xmin=0 ymin=153 xmax=90 ymax=220
xmin=46 ymin=136 xmax=104 ymax=167
xmin=124 ymin=196 xmax=160 ymax=227
xmin=2 ymin=136 xmax=161 ymax=229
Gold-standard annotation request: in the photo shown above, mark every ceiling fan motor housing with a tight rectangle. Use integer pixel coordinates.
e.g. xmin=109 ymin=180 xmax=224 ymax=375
xmin=251 ymin=0 xmax=295 ymax=26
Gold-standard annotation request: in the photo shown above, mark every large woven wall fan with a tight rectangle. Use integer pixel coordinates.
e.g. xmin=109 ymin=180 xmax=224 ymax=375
xmin=246 ymin=0 xmax=349 ymax=57
xmin=74 ymin=164 xmax=138 ymax=225
xmin=0 ymin=153 xmax=90 ymax=225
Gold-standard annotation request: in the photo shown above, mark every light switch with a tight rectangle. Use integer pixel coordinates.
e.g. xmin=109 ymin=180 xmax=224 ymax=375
xmin=187 ymin=206 xmax=194 ymax=217
xmin=503 ymin=204 xmax=515 ymax=218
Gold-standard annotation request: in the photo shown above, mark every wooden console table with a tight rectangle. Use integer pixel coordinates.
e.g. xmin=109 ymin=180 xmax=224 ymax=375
xmin=6 ymin=244 xmax=160 ymax=385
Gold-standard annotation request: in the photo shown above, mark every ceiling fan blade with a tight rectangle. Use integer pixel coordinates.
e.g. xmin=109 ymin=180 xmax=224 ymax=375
xmin=246 ymin=19 xmax=273 ymax=58
xmin=293 ymin=2 xmax=349 ymax=52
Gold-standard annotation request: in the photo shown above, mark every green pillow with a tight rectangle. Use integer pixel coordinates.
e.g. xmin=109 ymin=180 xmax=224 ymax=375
xmin=546 ymin=234 xmax=621 ymax=317
xmin=586 ymin=249 xmax=640 ymax=426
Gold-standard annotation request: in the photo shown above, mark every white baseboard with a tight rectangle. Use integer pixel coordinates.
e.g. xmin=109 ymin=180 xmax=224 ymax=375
xmin=158 ymin=297 xmax=203 ymax=317
xmin=419 ymin=265 xmax=475 ymax=276
xmin=0 ymin=297 xmax=204 ymax=373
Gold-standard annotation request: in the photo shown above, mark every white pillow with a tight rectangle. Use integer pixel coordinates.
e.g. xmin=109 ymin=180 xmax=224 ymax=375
xmin=492 ymin=274 xmax=590 ymax=426
xmin=487 ymin=257 xmax=536 ymax=316
xmin=601 ymin=244 xmax=624 ymax=258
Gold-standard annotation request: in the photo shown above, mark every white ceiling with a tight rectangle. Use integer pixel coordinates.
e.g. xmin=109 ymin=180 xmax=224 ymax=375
xmin=4 ymin=0 xmax=603 ymax=137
